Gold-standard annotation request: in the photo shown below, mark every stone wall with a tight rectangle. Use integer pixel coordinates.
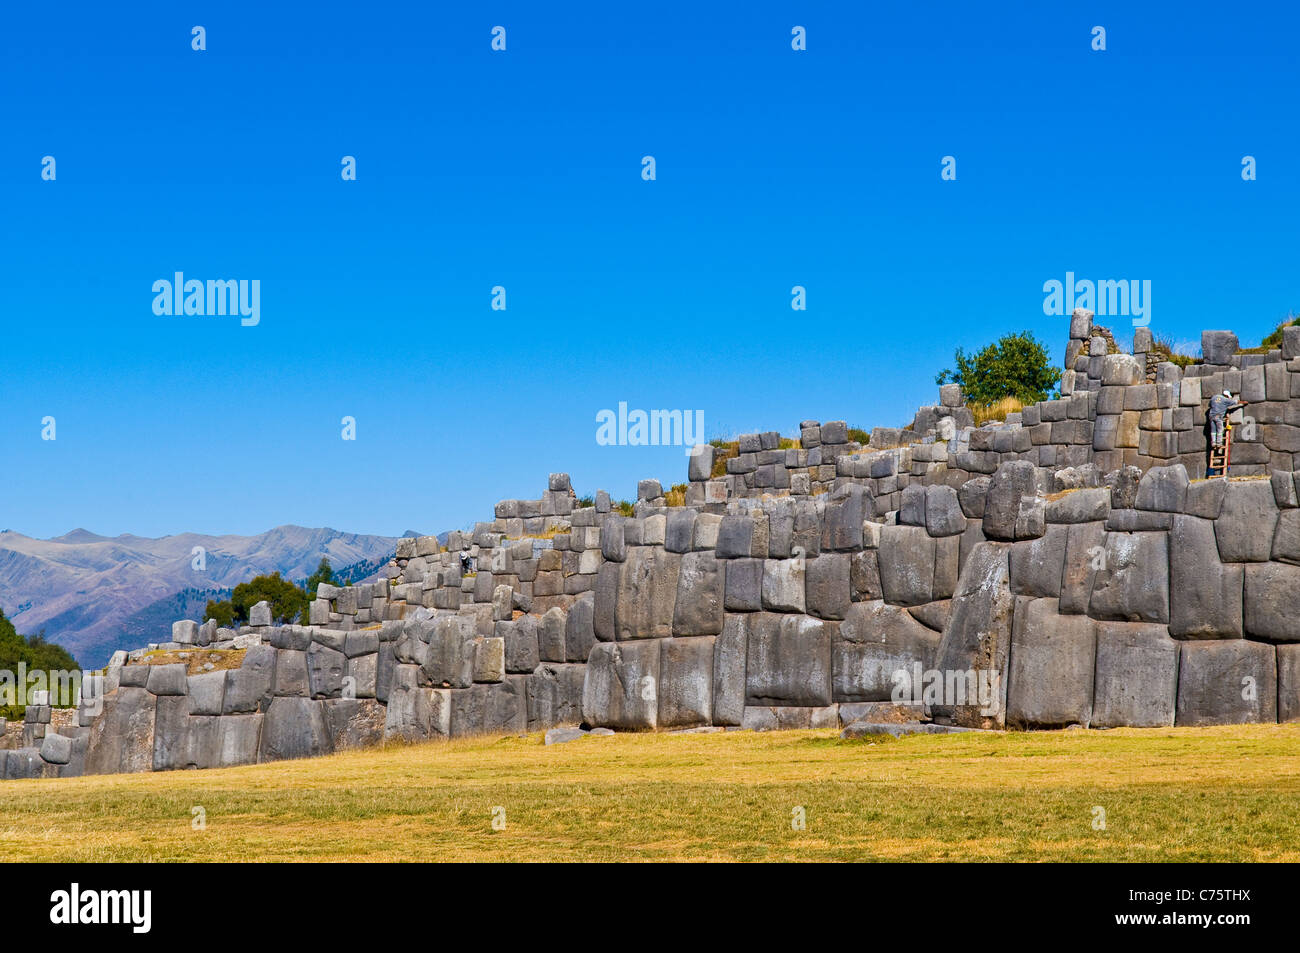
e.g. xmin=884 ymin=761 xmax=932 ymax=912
xmin=6 ymin=311 xmax=1299 ymax=780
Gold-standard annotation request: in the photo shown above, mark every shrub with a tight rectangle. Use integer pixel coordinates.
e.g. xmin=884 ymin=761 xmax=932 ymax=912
xmin=936 ymin=331 xmax=1061 ymax=405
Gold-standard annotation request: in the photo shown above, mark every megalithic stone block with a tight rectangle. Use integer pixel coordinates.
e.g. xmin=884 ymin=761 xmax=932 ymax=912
xmin=1090 ymin=621 xmax=1179 ymax=728
xmin=1005 ymin=597 xmax=1096 ymax=728
xmin=673 ymin=551 xmax=725 ymax=636
xmin=712 ymin=614 xmax=748 ymax=726
xmin=833 ymin=600 xmax=940 ymax=702
xmin=1279 ymin=645 xmax=1300 ymax=723
xmin=527 ymin=663 xmax=586 ymax=730
xmin=658 ymin=636 xmax=715 ymax=728
xmin=259 ymin=697 xmax=333 ymax=762
xmin=1244 ymin=562 xmax=1300 ymax=642
xmin=876 ymin=525 xmax=935 ymax=607
xmin=744 ymin=613 xmax=832 ymax=707
xmin=615 ymin=547 xmax=680 ymax=640
xmin=582 ymin=640 xmax=661 ymax=730
xmin=931 ymin=542 xmax=1015 ymax=728
xmin=1087 ymin=531 xmax=1170 ymax=624
xmin=565 ymin=592 xmax=597 ymax=661
xmin=1175 ymin=640 xmax=1277 ymax=726
xmin=1169 ymin=515 xmax=1244 ymax=639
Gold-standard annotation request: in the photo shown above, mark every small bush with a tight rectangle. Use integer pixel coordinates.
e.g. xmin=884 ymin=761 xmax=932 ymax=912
xmin=664 ymin=484 xmax=687 ymax=507
xmin=615 ymin=500 xmax=635 ymax=517
xmin=847 ymin=427 xmax=870 ymax=444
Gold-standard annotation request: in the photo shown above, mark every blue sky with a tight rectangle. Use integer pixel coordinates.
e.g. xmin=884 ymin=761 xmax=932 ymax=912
xmin=2 ymin=1 xmax=1298 ymax=539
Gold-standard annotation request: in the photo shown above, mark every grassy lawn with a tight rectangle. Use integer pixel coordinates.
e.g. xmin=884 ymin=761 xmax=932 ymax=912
xmin=3 ymin=724 xmax=1298 ymax=862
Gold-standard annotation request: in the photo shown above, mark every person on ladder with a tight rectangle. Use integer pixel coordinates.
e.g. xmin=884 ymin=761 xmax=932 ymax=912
xmin=1208 ymin=389 xmax=1248 ymax=475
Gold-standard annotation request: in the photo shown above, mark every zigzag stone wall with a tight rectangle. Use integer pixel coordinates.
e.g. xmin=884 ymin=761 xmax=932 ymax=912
xmin=5 ymin=310 xmax=1299 ymax=779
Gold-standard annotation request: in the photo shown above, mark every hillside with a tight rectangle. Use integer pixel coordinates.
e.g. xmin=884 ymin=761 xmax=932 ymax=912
xmin=0 ymin=526 xmax=409 ymax=667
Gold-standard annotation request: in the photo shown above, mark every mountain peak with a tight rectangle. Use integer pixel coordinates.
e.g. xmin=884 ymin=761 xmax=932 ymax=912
xmin=53 ymin=528 xmax=107 ymax=543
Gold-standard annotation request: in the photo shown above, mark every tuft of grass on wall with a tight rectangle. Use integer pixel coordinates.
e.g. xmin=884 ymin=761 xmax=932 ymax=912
xmin=970 ymin=396 xmax=1024 ymax=426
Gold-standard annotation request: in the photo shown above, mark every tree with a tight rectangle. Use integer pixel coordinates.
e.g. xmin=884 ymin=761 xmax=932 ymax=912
xmin=0 ymin=608 xmax=79 ymax=715
xmin=303 ymin=557 xmax=335 ymax=597
xmin=204 ymin=598 xmax=234 ymax=628
xmin=936 ymin=330 xmax=1061 ymax=405
xmin=205 ymin=572 xmax=307 ymax=626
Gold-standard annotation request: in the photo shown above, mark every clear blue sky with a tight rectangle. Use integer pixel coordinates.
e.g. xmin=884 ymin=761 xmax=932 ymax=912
xmin=3 ymin=1 xmax=1298 ymax=539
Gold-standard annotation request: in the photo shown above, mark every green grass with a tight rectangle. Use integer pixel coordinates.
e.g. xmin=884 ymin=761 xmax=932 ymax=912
xmin=2 ymin=724 xmax=1298 ymax=862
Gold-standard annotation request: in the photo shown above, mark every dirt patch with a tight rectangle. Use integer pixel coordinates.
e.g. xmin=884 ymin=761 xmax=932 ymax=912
xmin=139 ymin=649 xmax=247 ymax=676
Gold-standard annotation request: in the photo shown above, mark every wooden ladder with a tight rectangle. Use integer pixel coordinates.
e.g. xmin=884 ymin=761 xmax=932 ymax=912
xmin=1209 ymin=423 xmax=1232 ymax=477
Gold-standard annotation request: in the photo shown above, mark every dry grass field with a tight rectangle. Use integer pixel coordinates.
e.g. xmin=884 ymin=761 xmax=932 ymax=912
xmin=3 ymin=723 xmax=1298 ymax=862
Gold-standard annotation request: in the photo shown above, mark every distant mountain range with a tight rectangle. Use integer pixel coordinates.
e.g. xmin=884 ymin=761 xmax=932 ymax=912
xmin=0 ymin=526 xmax=412 ymax=668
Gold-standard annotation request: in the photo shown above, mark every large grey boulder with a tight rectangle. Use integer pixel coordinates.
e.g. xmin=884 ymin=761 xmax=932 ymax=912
xmin=804 ymin=553 xmax=851 ymax=620
xmin=216 ymin=714 xmax=263 ymax=767
xmin=145 ymin=663 xmax=188 ymax=696
xmin=259 ymin=697 xmax=333 ymax=761
xmin=744 ymin=613 xmax=832 ymax=707
xmin=1175 ymin=640 xmax=1277 ymax=726
xmin=272 ymin=649 xmax=310 ymax=697
xmin=82 ymin=687 xmax=155 ymax=775
xmin=1008 ymin=524 xmax=1067 ymax=598
xmin=1134 ymin=464 xmax=1189 ymax=512
xmin=307 ymin=642 xmax=346 ymax=698
xmin=1243 ymin=562 xmax=1300 ymax=642
xmin=383 ymin=665 xmax=450 ymax=741
xmin=658 ymin=637 xmax=715 ymax=728
xmin=223 ymin=645 xmax=276 ymax=714
xmin=672 ymin=552 xmax=725 ymax=635
xmin=323 ymin=698 xmax=386 ymax=750
xmin=39 ymin=731 xmax=73 ymax=765
xmin=1090 ymin=622 xmax=1179 ymax=728
xmin=615 ymin=547 xmax=680 ymax=639
xmin=1215 ymin=479 xmax=1279 ymax=562
xmin=1169 ymin=515 xmax=1244 ymax=639
xmin=822 ymin=483 xmax=871 ymax=551
xmin=877 ymin=525 xmax=935 ymax=607
xmin=715 ymin=515 xmax=754 ymax=559
xmin=565 ymin=592 xmax=597 ymax=662
xmin=982 ymin=461 xmax=1045 ymax=541
xmin=924 ymin=485 xmax=966 ymax=536
xmin=833 ymin=600 xmax=939 ymax=702
xmin=537 ymin=606 xmax=567 ymax=662
xmin=712 ymin=615 xmax=748 ymax=726
xmin=498 ymin=616 xmax=540 ymax=674
xmin=249 ymin=600 xmax=272 ymax=627
xmin=761 ymin=557 xmax=807 ymax=612
xmin=187 ymin=671 xmax=227 ymax=716
xmin=931 ymin=543 xmax=1015 ymax=728
xmin=1201 ymin=330 xmax=1239 ymax=365
xmin=172 ymin=620 xmax=198 ymax=645
xmin=665 ymin=508 xmax=698 ymax=554
xmin=724 ymin=558 xmax=763 ymax=612
xmin=1279 ymin=645 xmax=1300 ymax=723
xmin=526 ymin=663 xmax=586 ymax=730
xmin=424 ymin=615 xmax=477 ymax=688
xmin=593 ymin=562 xmax=619 ymax=641
xmin=1088 ymin=531 xmax=1170 ymax=623
xmin=451 ymin=679 xmax=528 ymax=738
xmin=582 ymin=640 xmax=661 ymax=730
xmin=1006 ymin=598 xmax=1095 ymax=728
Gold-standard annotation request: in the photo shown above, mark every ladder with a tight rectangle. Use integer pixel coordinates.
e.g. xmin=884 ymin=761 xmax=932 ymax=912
xmin=1208 ymin=422 xmax=1232 ymax=477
